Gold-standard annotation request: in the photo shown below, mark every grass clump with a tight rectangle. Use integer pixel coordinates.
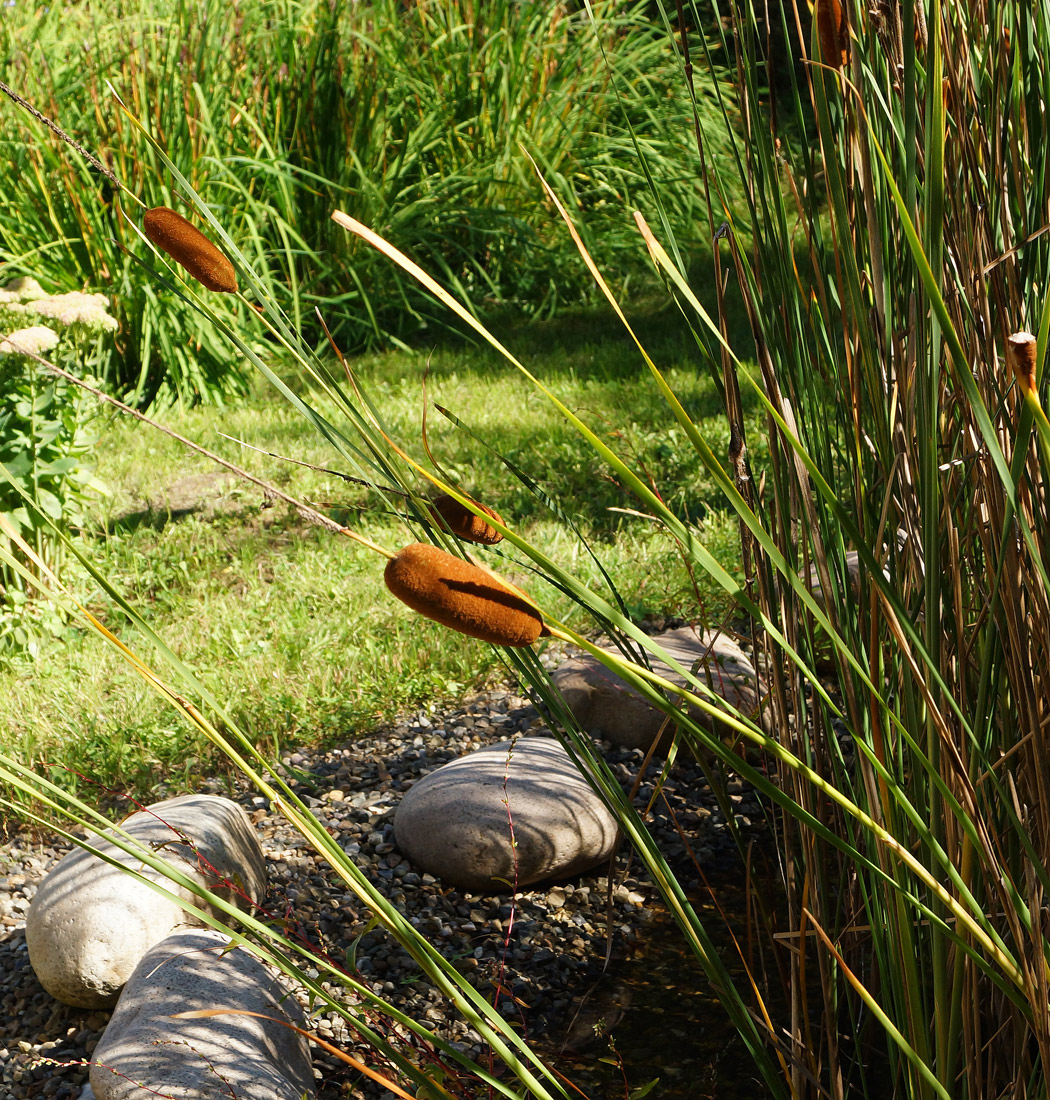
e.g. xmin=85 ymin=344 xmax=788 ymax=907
xmin=0 ymin=0 xmax=729 ymax=404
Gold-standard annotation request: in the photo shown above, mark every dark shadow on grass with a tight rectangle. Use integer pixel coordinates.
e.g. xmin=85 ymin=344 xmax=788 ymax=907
xmin=359 ymin=284 xmax=756 ymax=386
xmin=105 ymin=472 xmax=267 ymax=535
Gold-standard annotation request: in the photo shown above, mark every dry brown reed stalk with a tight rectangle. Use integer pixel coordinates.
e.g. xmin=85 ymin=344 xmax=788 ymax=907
xmin=384 ymin=543 xmax=546 ymax=646
xmin=430 ymin=493 xmax=505 ymax=545
xmin=143 ymin=207 xmax=238 ymax=293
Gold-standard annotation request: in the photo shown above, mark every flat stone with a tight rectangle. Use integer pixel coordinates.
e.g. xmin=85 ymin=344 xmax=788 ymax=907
xmin=27 ymin=795 xmax=267 ymax=1008
xmin=89 ymin=929 xmax=313 ymax=1100
xmin=393 ymin=738 xmax=619 ymax=891
xmin=551 ymin=626 xmax=765 ymax=754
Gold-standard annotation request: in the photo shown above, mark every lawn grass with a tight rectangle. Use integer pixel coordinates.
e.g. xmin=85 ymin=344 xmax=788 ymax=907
xmin=1 ymin=307 xmax=758 ymax=811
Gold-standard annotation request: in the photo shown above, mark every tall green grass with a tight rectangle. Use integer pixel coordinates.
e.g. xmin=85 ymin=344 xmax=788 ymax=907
xmin=657 ymin=0 xmax=1050 ymax=1094
xmin=1 ymin=0 xmax=726 ymax=404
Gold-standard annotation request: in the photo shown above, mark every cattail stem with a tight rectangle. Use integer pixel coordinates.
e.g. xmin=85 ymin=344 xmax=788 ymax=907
xmin=0 ymin=81 xmax=139 ymax=204
xmin=216 ymin=433 xmax=409 ymax=497
xmin=172 ymin=1009 xmax=416 ymax=1100
xmin=361 ymin=418 xmax=513 ymax=547
xmin=1030 ymin=403 xmax=1050 ymax=475
xmin=21 ymin=351 xmax=395 ymax=560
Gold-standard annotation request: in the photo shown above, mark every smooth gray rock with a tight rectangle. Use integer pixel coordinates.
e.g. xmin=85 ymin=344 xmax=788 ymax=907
xmin=806 ymin=549 xmax=862 ymax=612
xmin=27 ymin=795 xmax=267 ymax=1008
xmin=551 ymin=626 xmax=765 ymax=754
xmin=89 ymin=929 xmax=313 ymax=1100
xmin=394 ymin=738 xmax=619 ymax=891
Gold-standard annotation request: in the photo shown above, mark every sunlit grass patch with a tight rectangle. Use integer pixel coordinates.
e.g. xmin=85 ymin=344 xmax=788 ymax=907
xmin=0 ymin=317 xmax=753 ymax=804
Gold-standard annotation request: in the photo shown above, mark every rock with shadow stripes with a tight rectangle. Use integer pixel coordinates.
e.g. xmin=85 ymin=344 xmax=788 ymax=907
xmin=89 ymin=928 xmax=313 ymax=1100
xmin=551 ymin=626 xmax=768 ymax=756
xmin=26 ymin=795 xmax=267 ymax=1008
xmin=393 ymin=736 xmax=620 ymax=891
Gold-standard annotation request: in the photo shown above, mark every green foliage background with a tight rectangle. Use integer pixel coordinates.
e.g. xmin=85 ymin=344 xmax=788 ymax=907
xmin=0 ymin=0 xmax=729 ymax=405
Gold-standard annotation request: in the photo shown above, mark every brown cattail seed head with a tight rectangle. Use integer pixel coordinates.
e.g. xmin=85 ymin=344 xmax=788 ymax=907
xmin=385 ymin=543 xmax=544 ymax=646
xmin=143 ymin=207 xmax=238 ymax=293
xmin=815 ymin=0 xmax=848 ymax=69
xmin=1008 ymin=331 xmax=1038 ymax=396
xmin=431 ymin=493 xmax=504 ymax=545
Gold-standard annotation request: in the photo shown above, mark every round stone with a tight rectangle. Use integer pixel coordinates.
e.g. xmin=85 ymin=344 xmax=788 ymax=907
xmin=393 ymin=737 xmax=620 ymax=892
xmin=89 ymin=929 xmax=312 ymax=1100
xmin=551 ymin=626 xmax=766 ymax=754
xmin=26 ymin=795 xmax=267 ymax=1008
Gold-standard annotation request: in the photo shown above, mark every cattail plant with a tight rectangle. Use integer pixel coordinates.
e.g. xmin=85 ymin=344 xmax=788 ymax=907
xmin=142 ymin=207 xmax=238 ymax=293
xmin=429 ymin=493 xmax=505 ymax=545
xmin=1008 ymin=331 xmax=1038 ymax=399
xmin=384 ymin=543 xmax=545 ymax=647
xmin=814 ymin=0 xmax=849 ymax=69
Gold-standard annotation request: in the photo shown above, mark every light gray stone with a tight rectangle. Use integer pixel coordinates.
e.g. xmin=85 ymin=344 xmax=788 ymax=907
xmin=27 ymin=795 xmax=267 ymax=1008
xmin=394 ymin=738 xmax=619 ymax=891
xmin=806 ymin=531 xmax=906 ymax=612
xmin=551 ymin=626 xmax=765 ymax=754
xmin=89 ymin=929 xmax=313 ymax=1100
xmin=806 ymin=549 xmax=862 ymax=612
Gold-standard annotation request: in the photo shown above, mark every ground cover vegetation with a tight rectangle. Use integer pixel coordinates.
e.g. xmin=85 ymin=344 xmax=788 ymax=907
xmin=4 ymin=0 xmax=1050 ymax=1099
xmin=0 ymin=314 xmax=752 ymax=799
xmin=0 ymin=280 xmax=116 ymax=655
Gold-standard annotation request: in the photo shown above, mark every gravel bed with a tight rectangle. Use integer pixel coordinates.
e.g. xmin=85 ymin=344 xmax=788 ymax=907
xmin=0 ymin=679 xmax=767 ymax=1100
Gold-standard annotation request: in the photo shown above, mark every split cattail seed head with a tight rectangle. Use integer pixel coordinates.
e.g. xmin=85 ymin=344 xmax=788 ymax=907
xmin=385 ymin=543 xmax=545 ymax=647
xmin=431 ymin=493 xmax=504 ymax=545
xmin=1008 ymin=331 xmax=1038 ymax=397
xmin=143 ymin=207 xmax=238 ymax=293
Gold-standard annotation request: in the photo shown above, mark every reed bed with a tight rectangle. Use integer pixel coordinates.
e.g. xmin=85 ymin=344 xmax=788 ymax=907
xmin=0 ymin=0 xmax=720 ymax=405
xmin=667 ymin=0 xmax=1050 ymax=1094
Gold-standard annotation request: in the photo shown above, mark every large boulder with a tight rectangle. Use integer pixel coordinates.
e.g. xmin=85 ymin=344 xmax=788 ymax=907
xmin=89 ymin=929 xmax=314 ymax=1100
xmin=27 ymin=794 xmax=267 ymax=1008
xmin=551 ymin=626 xmax=765 ymax=754
xmin=394 ymin=737 xmax=619 ymax=891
